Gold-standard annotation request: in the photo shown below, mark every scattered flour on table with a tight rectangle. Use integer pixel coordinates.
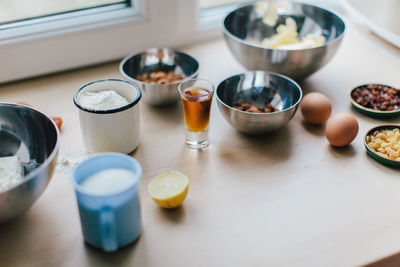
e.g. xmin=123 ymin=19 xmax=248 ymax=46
xmin=56 ymin=155 xmax=86 ymax=175
xmin=77 ymin=90 xmax=129 ymax=111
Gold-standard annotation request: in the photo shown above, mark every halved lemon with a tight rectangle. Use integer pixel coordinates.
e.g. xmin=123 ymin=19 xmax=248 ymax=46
xmin=148 ymin=171 xmax=189 ymax=209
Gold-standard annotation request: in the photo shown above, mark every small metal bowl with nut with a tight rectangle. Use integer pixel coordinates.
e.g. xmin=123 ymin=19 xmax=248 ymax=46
xmin=120 ymin=48 xmax=199 ymax=106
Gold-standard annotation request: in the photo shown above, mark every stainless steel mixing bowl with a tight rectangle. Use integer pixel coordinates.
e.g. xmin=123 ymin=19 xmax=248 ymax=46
xmin=223 ymin=2 xmax=346 ymax=80
xmin=120 ymin=48 xmax=199 ymax=106
xmin=216 ymin=71 xmax=302 ymax=135
xmin=0 ymin=103 xmax=60 ymax=223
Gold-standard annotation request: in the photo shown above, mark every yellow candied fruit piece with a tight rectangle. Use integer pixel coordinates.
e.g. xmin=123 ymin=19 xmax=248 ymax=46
xmin=367 ymin=143 xmax=374 ymax=149
xmin=374 ymin=140 xmax=383 ymax=147
xmin=376 ymin=133 xmax=385 ymax=139
xmin=376 ymin=152 xmax=388 ymax=158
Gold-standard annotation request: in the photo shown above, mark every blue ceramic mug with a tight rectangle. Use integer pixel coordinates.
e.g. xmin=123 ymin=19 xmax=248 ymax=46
xmin=71 ymin=153 xmax=142 ymax=252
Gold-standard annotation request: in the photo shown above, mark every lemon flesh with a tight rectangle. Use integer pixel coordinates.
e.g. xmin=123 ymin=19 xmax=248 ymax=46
xmin=148 ymin=171 xmax=189 ymax=209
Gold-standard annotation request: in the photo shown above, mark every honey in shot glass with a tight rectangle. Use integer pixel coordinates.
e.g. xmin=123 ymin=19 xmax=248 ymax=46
xmin=181 ymin=87 xmax=213 ymax=132
xmin=178 ymin=79 xmax=214 ymax=149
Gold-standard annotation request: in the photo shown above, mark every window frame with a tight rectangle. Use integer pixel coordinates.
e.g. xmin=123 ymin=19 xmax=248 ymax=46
xmin=0 ymin=0 xmax=224 ymax=84
xmin=0 ymin=2 xmax=140 ymax=43
xmin=0 ymin=0 xmax=342 ymax=84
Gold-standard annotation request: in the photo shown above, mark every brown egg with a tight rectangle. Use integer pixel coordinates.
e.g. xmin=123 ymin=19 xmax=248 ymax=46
xmin=300 ymin=92 xmax=332 ymax=124
xmin=325 ymin=113 xmax=359 ymax=147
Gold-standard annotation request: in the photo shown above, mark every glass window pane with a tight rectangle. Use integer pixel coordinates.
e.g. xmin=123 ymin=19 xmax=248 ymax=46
xmin=0 ymin=0 xmax=129 ymax=24
xmin=199 ymin=0 xmax=247 ymax=9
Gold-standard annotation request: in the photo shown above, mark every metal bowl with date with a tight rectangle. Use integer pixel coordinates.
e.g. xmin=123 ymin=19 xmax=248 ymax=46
xmin=216 ymin=71 xmax=302 ymax=135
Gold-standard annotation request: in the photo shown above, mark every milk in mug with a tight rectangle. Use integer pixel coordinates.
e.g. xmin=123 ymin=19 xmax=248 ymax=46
xmin=80 ymin=168 xmax=136 ymax=195
xmin=76 ymin=167 xmax=141 ymax=251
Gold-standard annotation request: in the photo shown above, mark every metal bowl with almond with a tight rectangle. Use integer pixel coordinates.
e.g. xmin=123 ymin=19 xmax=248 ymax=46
xmin=120 ymin=48 xmax=199 ymax=106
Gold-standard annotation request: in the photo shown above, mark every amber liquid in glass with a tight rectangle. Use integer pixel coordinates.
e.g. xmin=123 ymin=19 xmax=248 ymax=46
xmin=181 ymin=87 xmax=212 ymax=132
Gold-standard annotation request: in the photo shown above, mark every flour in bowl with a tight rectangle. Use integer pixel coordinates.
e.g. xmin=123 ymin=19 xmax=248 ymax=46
xmin=0 ymin=156 xmax=24 ymax=192
xmin=78 ymin=90 xmax=130 ymax=111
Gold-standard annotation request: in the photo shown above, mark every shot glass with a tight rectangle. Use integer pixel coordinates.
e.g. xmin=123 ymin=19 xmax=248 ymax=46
xmin=178 ymin=79 xmax=214 ymax=149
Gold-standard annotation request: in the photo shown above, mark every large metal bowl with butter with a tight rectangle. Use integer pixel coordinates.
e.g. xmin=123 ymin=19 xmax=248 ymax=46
xmin=223 ymin=1 xmax=346 ymax=80
xmin=0 ymin=103 xmax=60 ymax=223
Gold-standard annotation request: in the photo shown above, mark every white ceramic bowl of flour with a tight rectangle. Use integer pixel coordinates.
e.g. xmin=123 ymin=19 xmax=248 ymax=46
xmin=74 ymin=79 xmax=142 ymax=154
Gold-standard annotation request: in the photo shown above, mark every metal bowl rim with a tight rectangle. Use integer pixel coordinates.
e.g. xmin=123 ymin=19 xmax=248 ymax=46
xmin=0 ymin=102 xmax=60 ymax=193
xmin=215 ymin=70 xmax=303 ymax=115
xmin=119 ymin=48 xmax=200 ymax=86
xmin=223 ymin=1 xmax=346 ymax=51
xmin=73 ymin=78 xmax=142 ymax=114
xmin=70 ymin=152 xmax=142 ymax=198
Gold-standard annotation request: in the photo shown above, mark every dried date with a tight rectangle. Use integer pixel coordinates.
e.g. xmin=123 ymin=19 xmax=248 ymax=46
xmin=351 ymin=84 xmax=400 ymax=111
xmin=233 ymin=102 xmax=279 ymax=113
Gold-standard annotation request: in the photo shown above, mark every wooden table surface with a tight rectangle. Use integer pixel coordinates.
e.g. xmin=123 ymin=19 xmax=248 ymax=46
xmin=1 ymin=24 xmax=400 ymax=267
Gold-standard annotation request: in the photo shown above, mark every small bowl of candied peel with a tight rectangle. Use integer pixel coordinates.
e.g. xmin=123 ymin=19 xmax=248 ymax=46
xmin=365 ymin=125 xmax=400 ymax=167
xmin=350 ymin=84 xmax=400 ymax=117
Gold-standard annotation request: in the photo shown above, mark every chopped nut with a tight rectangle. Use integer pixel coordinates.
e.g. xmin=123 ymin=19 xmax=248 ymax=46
xmin=137 ymin=71 xmax=185 ymax=84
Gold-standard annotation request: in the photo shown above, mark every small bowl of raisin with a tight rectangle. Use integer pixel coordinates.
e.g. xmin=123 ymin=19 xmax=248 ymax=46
xmin=350 ymin=84 xmax=400 ymax=117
